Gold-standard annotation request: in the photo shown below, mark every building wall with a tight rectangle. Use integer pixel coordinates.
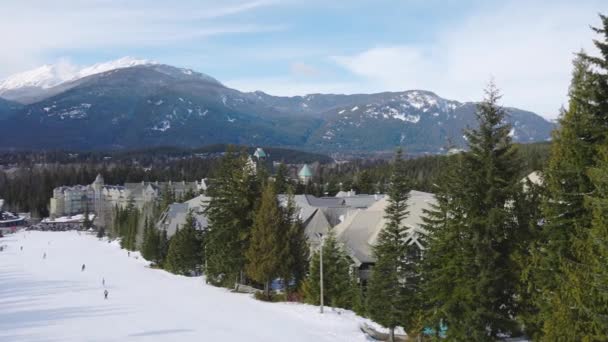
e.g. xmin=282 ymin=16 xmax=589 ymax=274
xmin=49 ymin=178 xmax=206 ymax=226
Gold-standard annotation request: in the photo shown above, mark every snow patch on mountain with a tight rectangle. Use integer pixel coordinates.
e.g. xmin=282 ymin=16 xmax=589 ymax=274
xmin=0 ymin=57 xmax=156 ymax=92
xmin=47 ymin=103 xmax=91 ymax=119
xmin=152 ymin=120 xmax=171 ymax=132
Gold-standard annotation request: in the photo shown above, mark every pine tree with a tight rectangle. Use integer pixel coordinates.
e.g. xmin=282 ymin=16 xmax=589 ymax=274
xmin=164 ymin=211 xmax=203 ymax=275
xmin=349 ymin=277 xmax=366 ymax=316
xmin=274 ymin=163 xmax=289 ymax=194
xmin=279 ymin=188 xmax=309 ymax=293
xmin=367 ymin=148 xmax=417 ymax=341
xmin=302 ymin=233 xmax=353 ymax=309
xmin=204 ymin=149 xmax=260 ymax=286
xmin=141 ymin=216 xmax=160 ymax=263
xmin=421 ymin=83 xmax=522 ymax=340
xmin=157 ymin=229 xmax=169 ymax=266
xmin=420 ymin=153 xmax=469 ymax=338
xmin=245 ymin=182 xmax=284 ymax=298
xmin=530 ymin=16 xmax=608 ymax=339
xmin=356 ymin=170 xmax=375 ymax=194
xmin=510 ymin=177 xmax=544 ymax=335
xmin=577 ymin=145 xmax=608 ymax=337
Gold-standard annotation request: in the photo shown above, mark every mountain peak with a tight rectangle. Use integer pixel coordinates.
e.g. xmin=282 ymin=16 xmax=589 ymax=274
xmin=0 ymin=57 xmax=157 ymax=93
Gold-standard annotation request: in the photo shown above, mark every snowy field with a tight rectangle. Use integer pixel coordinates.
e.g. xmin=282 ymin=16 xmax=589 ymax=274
xmin=0 ymin=231 xmax=373 ymax=342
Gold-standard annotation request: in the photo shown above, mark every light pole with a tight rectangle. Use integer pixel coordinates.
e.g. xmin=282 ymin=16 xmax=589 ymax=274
xmin=316 ymin=233 xmax=324 ymax=314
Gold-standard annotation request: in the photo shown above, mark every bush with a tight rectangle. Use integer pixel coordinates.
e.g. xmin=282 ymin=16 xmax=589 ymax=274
xmin=254 ymin=291 xmax=288 ymax=303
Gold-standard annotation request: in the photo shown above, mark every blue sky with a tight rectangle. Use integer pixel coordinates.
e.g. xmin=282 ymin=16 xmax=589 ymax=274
xmin=1 ymin=0 xmax=606 ymax=119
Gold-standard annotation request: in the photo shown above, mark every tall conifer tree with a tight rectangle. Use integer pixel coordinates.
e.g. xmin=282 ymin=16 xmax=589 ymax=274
xmin=204 ymin=149 xmax=260 ymax=286
xmin=528 ymin=15 xmax=608 ymax=340
xmin=421 ymin=83 xmax=522 ymax=340
xmin=165 ymin=211 xmax=203 ymax=275
xmin=279 ymin=188 xmax=309 ymax=292
xmin=367 ymin=148 xmax=417 ymax=341
xmin=301 ymin=233 xmax=353 ymax=309
xmin=245 ymin=182 xmax=284 ymax=298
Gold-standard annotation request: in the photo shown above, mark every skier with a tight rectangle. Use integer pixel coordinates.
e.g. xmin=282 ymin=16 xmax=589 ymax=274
xmin=43 ymin=252 xmax=46 ymax=259
xmin=102 ymin=278 xmax=105 ymax=286
xmin=104 ymin=289 xmax=108 ymax=300
xmin=81 ymin=264 xmax=86 ymax=272
xmin=20 ymin=246 xmax=23 ymax=251
xmin=128 ymin=251 xmax=130 ymax=257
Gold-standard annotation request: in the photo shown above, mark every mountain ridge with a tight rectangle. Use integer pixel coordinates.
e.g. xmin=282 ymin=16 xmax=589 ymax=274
xmin=0 ymin=59 xmax=554 ymax=153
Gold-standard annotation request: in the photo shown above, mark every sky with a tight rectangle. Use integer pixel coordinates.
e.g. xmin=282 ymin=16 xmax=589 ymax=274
xmin=1 ymin=0 xmax=606 ymax=120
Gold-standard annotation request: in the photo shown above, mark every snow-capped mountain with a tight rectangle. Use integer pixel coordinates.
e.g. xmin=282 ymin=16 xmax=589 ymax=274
xmin=0 ymin=60 xmax=554 ymax=152
xmin=0 ymin=57 xmax=156 ymax=103
xmin=305 ymin=90 xmax=552 ymax=151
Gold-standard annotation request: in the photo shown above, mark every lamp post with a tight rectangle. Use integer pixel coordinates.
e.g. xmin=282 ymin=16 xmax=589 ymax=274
xmin=316 ymin=233 xmax=324 ymax=314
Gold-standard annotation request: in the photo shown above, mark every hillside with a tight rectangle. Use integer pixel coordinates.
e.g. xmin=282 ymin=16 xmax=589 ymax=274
xmin=0 ymin=231 xmax=372 ymax=341
xmin=0 ymin=60 xmax=555 ymax=153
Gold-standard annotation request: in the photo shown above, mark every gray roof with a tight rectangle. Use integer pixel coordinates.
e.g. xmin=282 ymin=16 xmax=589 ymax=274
xmin=157 ymin=195 xmax=211 ymax=237
xmin=304 ymin=195 xmax=344 ymax=207
xmin=302 ymin=209 xmax=331 ymax=243
xmin=334 ymin=190 xmax=436 ymax=265
xmin=343 ymin=195 xmax=385 ymax=209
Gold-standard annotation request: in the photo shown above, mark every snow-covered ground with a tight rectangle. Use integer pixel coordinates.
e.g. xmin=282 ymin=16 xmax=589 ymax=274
xmin=0 ymin=231 xmax=373 ymax=342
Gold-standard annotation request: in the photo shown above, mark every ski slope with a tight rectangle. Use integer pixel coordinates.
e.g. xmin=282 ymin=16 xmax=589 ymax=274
xmin=0 ymin=231 xmax=373 ymax=342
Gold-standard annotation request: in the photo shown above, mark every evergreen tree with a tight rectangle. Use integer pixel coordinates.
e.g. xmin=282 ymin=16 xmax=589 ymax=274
xmin=577 ymin=145 xmax=608 ymax=337
xmin=82 ymin=198 xmax=93 ymax=230
xmin=349 ymin=277 xmax=366 ymax=316
xmin=160 ymin=184 xmax=176 ymax=212
xmin=356 ymin=170 xmax=375 ymax=194
xmin=204 ymin=149 xmax=260 ymax=286
xmin=325 ymin=180 xmax=340 ymax=196
xmin=245 ymin=182 xmax=284 ymax=298
xmin=510 ymin=177 xmax=544 ymax=335
xmin=529 ymin=17 xmax=608 ymax=339
xmin=367 ymin=148 xmax=418 ymax=341
xmin=274 ymin=163 xmax=289 ymax=194
xmin=141 ymin=216 xmax=161 ymax=263
xmin=279 ymin=188 xmax=309 ymax=292
xmin=164 ymin=211 xmax=203 ymax=275
xmin=302 ymin=233 xmax=353 ymax=309
xmin=524 ymin=60 xmax=601 ymax=340
xmin=158 ymin=229 xmax=169 ymax=266
xmin=421 ymin=83 xmax=522 ymax=340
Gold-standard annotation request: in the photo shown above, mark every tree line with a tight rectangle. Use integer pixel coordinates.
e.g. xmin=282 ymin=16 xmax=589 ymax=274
xmin=340 ymin=15 xmax=608 ymax=341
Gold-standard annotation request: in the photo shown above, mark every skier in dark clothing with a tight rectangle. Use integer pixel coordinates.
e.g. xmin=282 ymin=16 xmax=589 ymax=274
xmin=43 ymin=252 xmax=46 ymax=259
xmin=102 ymin=278 xmax=105 ymax=286
xmin=104 ymin=289 xmax=108 ymax=299
xmin=81 ymin=264 xmax=86 ymax=272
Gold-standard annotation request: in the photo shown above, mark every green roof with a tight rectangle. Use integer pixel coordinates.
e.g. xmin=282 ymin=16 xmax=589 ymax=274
xmin=254 ymin=148 xmax=266 ymax=158
xmin=299 ymin=164 xmax=313 ymax=177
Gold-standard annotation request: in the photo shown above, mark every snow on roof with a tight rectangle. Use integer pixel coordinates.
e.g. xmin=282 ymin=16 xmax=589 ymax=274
xmin=42 ymin=213 xmax=95 ymax=223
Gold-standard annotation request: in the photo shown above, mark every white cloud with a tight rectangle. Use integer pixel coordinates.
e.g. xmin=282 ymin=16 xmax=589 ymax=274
xmin=0 ymin=0 xmax=283 ymax=77
xmin=332 ymin=1 xmax=605 ymax=119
